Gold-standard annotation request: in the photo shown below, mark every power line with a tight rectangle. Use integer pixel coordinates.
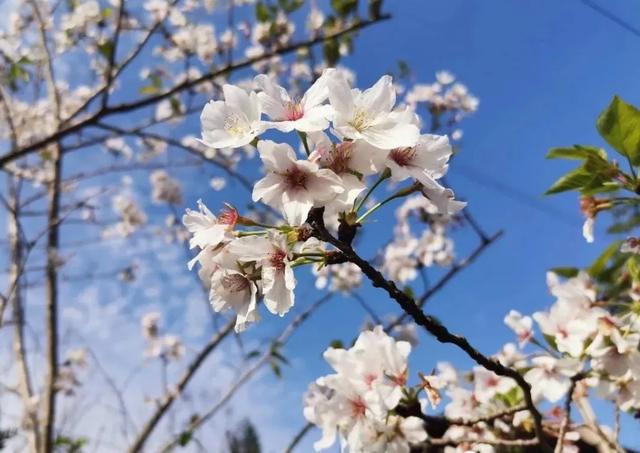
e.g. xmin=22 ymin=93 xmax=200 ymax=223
xmin=580 ymin=0 xmax=640 ymax=38
xmin=454 ymin=162 xmax=582 ymax=228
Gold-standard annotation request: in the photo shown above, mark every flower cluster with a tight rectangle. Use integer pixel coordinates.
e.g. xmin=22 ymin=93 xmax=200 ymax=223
xmin=303 ymin=326 xmax=427 ymax=452
xmin=418 ymin=270 xmax=640 ymax=452
xmin=141 ymin=312 xmax=186 ymax=361
xmin=184 ymin=70 xmax=464 ymax=333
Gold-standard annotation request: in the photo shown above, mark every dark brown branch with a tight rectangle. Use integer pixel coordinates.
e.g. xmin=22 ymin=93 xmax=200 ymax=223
xmin=307 ymin=207 xmax=549 ymax=451
xmin=0 ymin=14 xmax=391 ymax=169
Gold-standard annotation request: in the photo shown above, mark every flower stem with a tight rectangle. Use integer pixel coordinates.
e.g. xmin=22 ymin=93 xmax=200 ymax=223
xmin=354 ymin=168 xmax=391 ymax=213
xmin=356 ymin=182 xmax=421 ymax=224
xmin=237 ymin=230 xmax=268 ymax=237
xmin=298 ymin=131 xmax=311 ymax=156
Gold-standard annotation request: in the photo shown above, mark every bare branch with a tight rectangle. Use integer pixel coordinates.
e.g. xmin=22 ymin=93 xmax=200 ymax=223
xmin=157 ymin=293 xmax=334 ymax=453
xmin=0 ymin=14 xmax=391 ymax=168
xmin=127 ymin=318 xmax=236 ymax=453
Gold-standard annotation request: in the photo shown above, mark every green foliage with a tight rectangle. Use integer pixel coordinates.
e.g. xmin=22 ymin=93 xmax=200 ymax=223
xmin=178 ymin=430 xmax=193 ymax=447
xmin=331 ymin=0 xmax=359 ymax=17
xmin=597 ymin=96 xmax=640 ymax=165
xmin=5 ymin=56 xmax=32 ymax=92
xmin=269 ymin=341 xmax=289 ymax=378
xmin=545 ymin=97 xmax=640 ymax=197
xmin=97 ymin=40 xmax=114 ymax=60
xmin=255 ymin=1 xmax=274 ymax=22
xmin=549 ymin=267 xmax=579 ymax=278
xmin=545 ymin=145 xmax=616 ymax=195
xmin=278 ymin=0 xmax=304 ymax=13
xmin=329 ymin=339 xmax=344 ymax=349
xmin=588 ymin=240 xmax=622 ymax=278
xmin=139 ymin=74 xmax=163 ymax=95
xmin=626 ymin=255 xmax=640 ymax=283
xmin=226 ymin=420 xmax=261 ymax=453
xmin=54 ymin=435 xmax=88 ymax=453
xmin=323 ymin=39 xmax=340 ymax=67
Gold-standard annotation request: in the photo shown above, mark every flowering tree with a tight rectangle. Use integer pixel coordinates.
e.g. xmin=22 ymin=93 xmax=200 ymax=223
xmin=1 ymin=0 xmax=637 ymax=452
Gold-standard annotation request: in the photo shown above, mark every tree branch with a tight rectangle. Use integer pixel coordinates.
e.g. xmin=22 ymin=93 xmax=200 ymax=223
xmin=127 ymin=318 xmax=236 ymax=453
xmin=0 ymin=14 xmax=391 ymax=168
xmin=307 ymin=207 xmax=549 ymax=451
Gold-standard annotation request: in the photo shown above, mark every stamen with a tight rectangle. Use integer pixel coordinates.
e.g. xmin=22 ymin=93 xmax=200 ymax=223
xmin=222 ymin=273 xmax=250 ymax=292
xmin=389 ymin=147 xmax=417 ymax=167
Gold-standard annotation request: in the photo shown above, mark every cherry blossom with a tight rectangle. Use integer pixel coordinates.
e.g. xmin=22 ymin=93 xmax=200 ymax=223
xmin=328 ymin=73 xmax=420 ymax=149
xmin=255 ymin=71 xmax=333 ymax=132
xmin=200 ymin=84 xmax=264 ymax=149
xmin=252 ymin=140 xmax=344 ymax=225
xmin=228 ymin=232 xmax=296 ymax=316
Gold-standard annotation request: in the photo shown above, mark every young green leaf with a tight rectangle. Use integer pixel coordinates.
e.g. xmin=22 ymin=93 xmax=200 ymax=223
xmin=597 ymin=96 xmax=640 ymax=165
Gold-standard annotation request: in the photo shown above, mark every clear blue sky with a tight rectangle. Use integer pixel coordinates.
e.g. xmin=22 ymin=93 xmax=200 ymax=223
xmin=249 ymin=1 xmax=640 ymax=450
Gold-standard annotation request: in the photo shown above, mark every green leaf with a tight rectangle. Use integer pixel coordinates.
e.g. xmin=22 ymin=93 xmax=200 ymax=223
xmin=270 ymin=362 xmax=282 ymax=378
xmin=545 ymin=167 xmax=594 ymax=195
xmin=97 ymin=40 xmax=114 ymax=60
xmin=543 ymin=334 xmax=558 ymax=351
xmin=178 ymin=431 xmax=193 ymax=447
xmin=546 ymin=145 xmax=608 ymax=161
xmin=588 ymin=240 xmax=622 ymax=278
xmin=627 ymin=256 xmax=640 ymax=283
xmin=597 ymin=96 xmax=640 ymax=165
xmin=271 ymin=349 xmax=289 ymax=365
xmin=139 ymin=85 xmax=160 ymax=95
xmin=549 ymin=267 xmax=579 ymax=278
xmin=323 ymin=39 xmax=340 ymax=66
xmin=255 ymin=1 xmax=271 ymax=22
xmin=331 ymin=0 xmax=358 ymax=17
xmin=329 ymin=339 xmax=344 ymax=349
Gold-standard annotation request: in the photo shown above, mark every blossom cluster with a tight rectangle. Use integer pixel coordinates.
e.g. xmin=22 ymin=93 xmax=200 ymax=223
xmin=183 ymin=70 xmax=465 ymax=332
xmin=141 ymin=312 xmax=186 ymax=361
xmin=303 ymin=326 xmax=427 ymax=452
xmin=415 ymin=270 xmax=640 ymax=452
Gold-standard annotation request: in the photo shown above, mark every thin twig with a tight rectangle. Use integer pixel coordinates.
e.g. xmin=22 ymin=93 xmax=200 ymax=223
xmin=157 ymin=293 xmax=334 ymax=453
xmin=127 ymin=318 xmax=236 ymax=452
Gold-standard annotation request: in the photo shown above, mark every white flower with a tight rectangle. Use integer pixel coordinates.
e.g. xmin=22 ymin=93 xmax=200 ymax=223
xmin=421 ymin=184 xmax=466 ymax=216
xmin=141 ymin=312 xmax=161 ymax=340
xmin=208 ymin=246 xmax=259 ymax=332
xmin=582 ymin=217 xmax=595 ymax=243
xmin=228 ymin=232 xmax=296 ymax=316
xmin=504 ymin=310 xmax=533 ymax=347
xmin=182 ymin=200 xmax=237 ymax=267
xmin=328 ymin=73 xmax=420 ymax=149
xmin=436 ymin=70 xmax=455 ymax=85
xmin=524 ymin=356 xmax=582 ymax=403
xmin=385 ymin=134 xmax=452 ymax=189
xmin=381 ymin=227 xmax=418 ymax=283
xmin=473 ymin=367 xmax=516 ymax=404
xmin=252 ymin=140 xmax=344 ymax=225
xmin=200 ymin=84 xmax=265 ymax=149
xmin=304 ymin=326 xmax=423 ymax=452
xmin=308 ymin=133 xmax=385 ymax=213
xmin=150 ymin=170 xmax=182 ymax=205
xmin=621 ymin=237 xmax=640 ymax=254
xmin=254 ymin=71 xmax=333 ymax=133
